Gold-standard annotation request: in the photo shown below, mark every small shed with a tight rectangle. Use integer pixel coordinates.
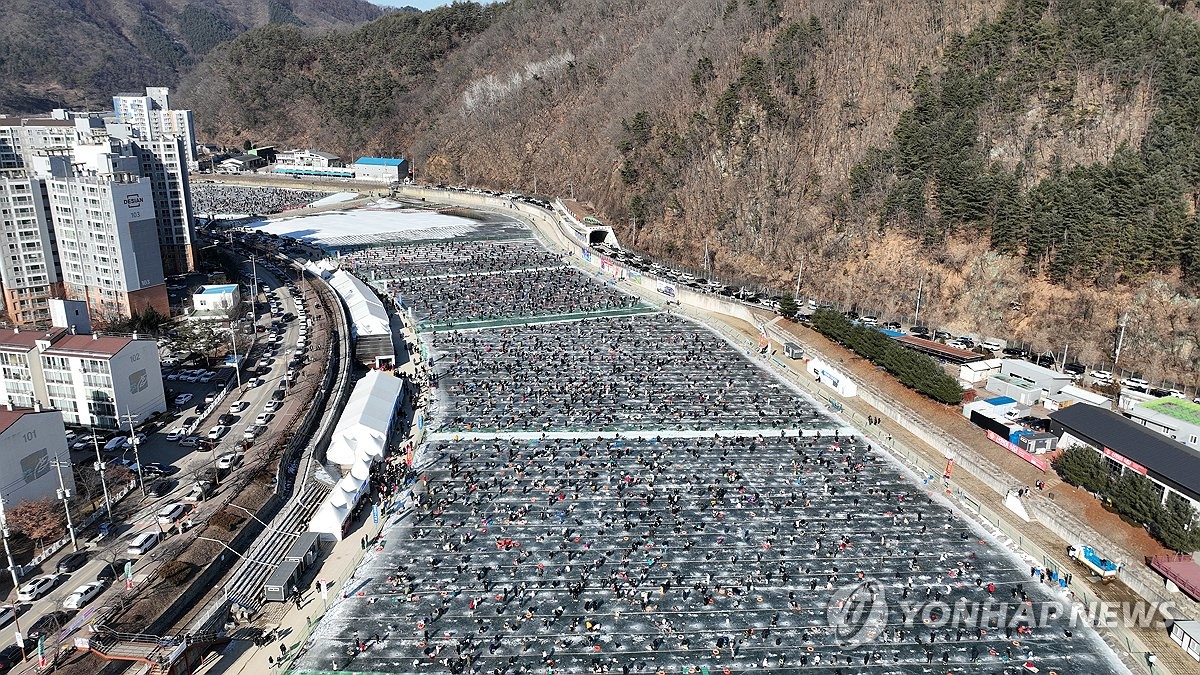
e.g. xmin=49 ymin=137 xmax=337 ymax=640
xmin=263 ymin=559 xmax=302 ymax=603
xmin=783 ymin=342 xmax=804 ymax=360
xmin=1169 ymin=619 xmax=1200 ymax=661
xmin=1017 ymin=431 xmax=1058 ymax=455
xmin=284 ymin=532 xmax=322 ymax=571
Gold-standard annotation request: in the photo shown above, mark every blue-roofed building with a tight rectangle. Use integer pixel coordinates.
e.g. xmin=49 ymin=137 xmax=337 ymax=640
xmin=350 ymin=156 xmax=409 ymax=183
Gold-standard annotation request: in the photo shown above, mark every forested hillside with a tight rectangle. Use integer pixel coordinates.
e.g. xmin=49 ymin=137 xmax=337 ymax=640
xmin=0 ymin=0 xmax=383 ymax=112
xmin=183 ymin=0 xmax=1200 ymax=386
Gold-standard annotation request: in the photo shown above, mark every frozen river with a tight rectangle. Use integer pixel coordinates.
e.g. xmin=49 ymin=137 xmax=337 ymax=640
xmin=291 ymin=217 xmax=1126 ymax=675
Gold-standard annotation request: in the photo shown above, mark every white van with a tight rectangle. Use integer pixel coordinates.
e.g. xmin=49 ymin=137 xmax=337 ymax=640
xmin=126 ymin=531 xmax=160 ymax=556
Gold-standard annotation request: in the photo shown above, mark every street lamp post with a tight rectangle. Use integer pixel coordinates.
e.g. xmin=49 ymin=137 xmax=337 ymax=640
xmin=92 ymin=430 xmax=113 ymax=524
xmin=51 ymin=456 xmax=78 ymax=551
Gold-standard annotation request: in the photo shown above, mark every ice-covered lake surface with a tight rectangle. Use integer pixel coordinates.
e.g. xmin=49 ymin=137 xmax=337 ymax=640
xmin=292 ymin=219 xmax=1126 ymax=675
xmin=251 ymin=199 xmax=529 ymax=249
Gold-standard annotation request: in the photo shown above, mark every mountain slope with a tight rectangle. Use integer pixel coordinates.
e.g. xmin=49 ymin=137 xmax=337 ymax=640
xmin=0 ymin=0 xmax=384 ymax=112
xmin=183 ymin=0 xmax=1200 ymax=386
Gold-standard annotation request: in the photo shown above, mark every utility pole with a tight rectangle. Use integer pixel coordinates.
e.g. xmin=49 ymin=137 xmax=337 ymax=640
xmin=229 ymin=325 xmax=243 ymax=387
xmin=0 ymin=495 xmax=26 ymax=661
xmin=51 ymin=456 xmax=77 ymax=552
xmin=1114 ymin=312 xmax=1129 ymax=367
xmin=122 ymin=410 xmax=147 ymax=496
xmin=92 ymin=430 xmax=113 ymax=524
xmin=914 ymin=274 xmax=925 ymax=325
xmin=250 ymin=255 xmax=259 ymax=322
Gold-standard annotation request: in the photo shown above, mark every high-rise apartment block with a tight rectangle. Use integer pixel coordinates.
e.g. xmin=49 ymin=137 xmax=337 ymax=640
xmin=0 ymin=87 xmax=197 ymax=326
xmin=112 ymin=88 xmax=198 ymax=274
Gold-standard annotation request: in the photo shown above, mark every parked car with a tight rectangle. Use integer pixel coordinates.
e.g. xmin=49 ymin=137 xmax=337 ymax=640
xmin=184 ymin=482 xmax=212 ymax=503
xmin=62 ymin=581 xmax=106 ymax=610
xmin=199 ymin=371 xmax=215 ymax=383
xmin=216 ymin=453 xmax=243 ymax=470
xmin=97 ymin=559 xmax=133 ymax=583
xmin=56 ymin=551 xmax=89 ymax=574
xmin=26 ymin=610 xmax=70 ymax=641
xmin=174 ymin=393 xmax=194 ymax=406
xmin=147 ymin=479 xmax=176 ymax=498
xmin=207 ymin=425 xmax=229 ymax=440
xmin=1091 ymin=370 xmax=1114 ymax=383
xmin=217 ymin=413 xmax=236 ymax=426
xmin=0 ymin=604 xmax=15 ymax=629
xmin=1121 ymin=377 xmax=1150 ymax=391
xmin=156 ymin=502 xmax=189 ymax=525
xmin=180 ymin=435 xmax=200 ymax=447
xmin=981 ymin=340 xmax=1004 ymax=352
xmin=126 ymin=531 xmax=160 ymax=556
xmin=264 ymin=400 xmax=283 ymax=413
xmin=103 ymin=436 xmax=128 ymax=453
xmin=229 ymin=400 xmax=250 ymax=414
xmin=243 ymin=425 xmax=263 ymax=440
xmin=17 ymin=575 xmax=59 ymax=602
xmin=165 ymin=427 xmax=185 ymax=442
xmin=246 ymin=377 xmax=264 ymax=388
xmin=0 ymin=644 xmax=24 ymax=671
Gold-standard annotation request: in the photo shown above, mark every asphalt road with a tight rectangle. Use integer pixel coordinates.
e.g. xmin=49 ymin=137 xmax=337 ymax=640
xmin=0 ymin=257 xmax=313 ymax=671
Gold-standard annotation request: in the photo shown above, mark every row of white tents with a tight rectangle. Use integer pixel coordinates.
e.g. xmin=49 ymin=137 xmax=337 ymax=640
xmin=309 ymin=369 xmax=406 ymax=539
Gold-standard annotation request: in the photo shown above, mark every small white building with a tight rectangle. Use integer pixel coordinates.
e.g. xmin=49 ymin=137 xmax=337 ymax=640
xmin=959 ymin=358 xmax=1002 ymax=384
xmin=191 ymin=284 xmax=241 ymax=319
xmin=349 ymin=156 xmax=408 ymax=183
xmin=1043 ymin=384 xmax=1112 ymax=412
xmin=0 ymin=406 xmax=73 ymax=506
xmin=218 ymin=154 xmax=267 ymax=173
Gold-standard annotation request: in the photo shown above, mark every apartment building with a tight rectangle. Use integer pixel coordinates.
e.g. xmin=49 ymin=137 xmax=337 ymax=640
xmin=47 ymin=172 xmax=169 ymax=321
xmin=0 ymin=405 xmax=72 ymax=506
xmin=0 ymin=327 xmax=164 ymax=429
xmin=112 ymin=88 xmax=197 ymax=275
xmin=0 ymin=175 xmax=61 ymax=325
xmin=0 ymin=326 xmax=67 ymax=409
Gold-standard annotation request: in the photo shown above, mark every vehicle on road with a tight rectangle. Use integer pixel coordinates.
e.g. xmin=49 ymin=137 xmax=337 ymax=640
xmin=255 ymin=412 xmax=273 ymax=425
xmin=0 ymin=604 xmax=15 ymax=629
xmin=165 ymin=427 xmax=185 ymax=442
xmin=216 ymin=453 xmax=242 ymax=470
xmin=62 ymin=581 xmax=106 ymax=610
xmin=229 ymin=400 xmax=249 ymax=414
xmin=264 ymin=400 xmax=283 ymax=413
xmin=26 ymin=610 xmax=70 ymax=641
xmin=142 ymin=462 xmax=178 ymax=476
xmin=56 ymin=551 xmax=89 ymax=574
xmin=126 ymin=531 xmax=161 ymax=556
xmin=184 ymin=481 xmax=214 ymax=503
xmin=174 ymin=393 xmax=194 ymax=406
xmin=207 ymin=425 xmax=229 ymax=440
xmin=180 ymin=435 xmax=200 ymax=447
xmin=243 ymin=425 xmax=263 ymax=440
xmin=147 ymin=479 xmax=176 ymax=498
xmin=156 ymin=502 xmax=189 ymax=525
xmin=103 ymin=436 xmax=128 ymax=453
xmin=0 ymin=644 xmax=24 ymax=670
xmin=246 ymin=377 xmax=264 ymax=388
xmin=96 ymin=559 xmax=133 ymax=583
xmin=17 ymin=575 xmax=59 ymax=602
